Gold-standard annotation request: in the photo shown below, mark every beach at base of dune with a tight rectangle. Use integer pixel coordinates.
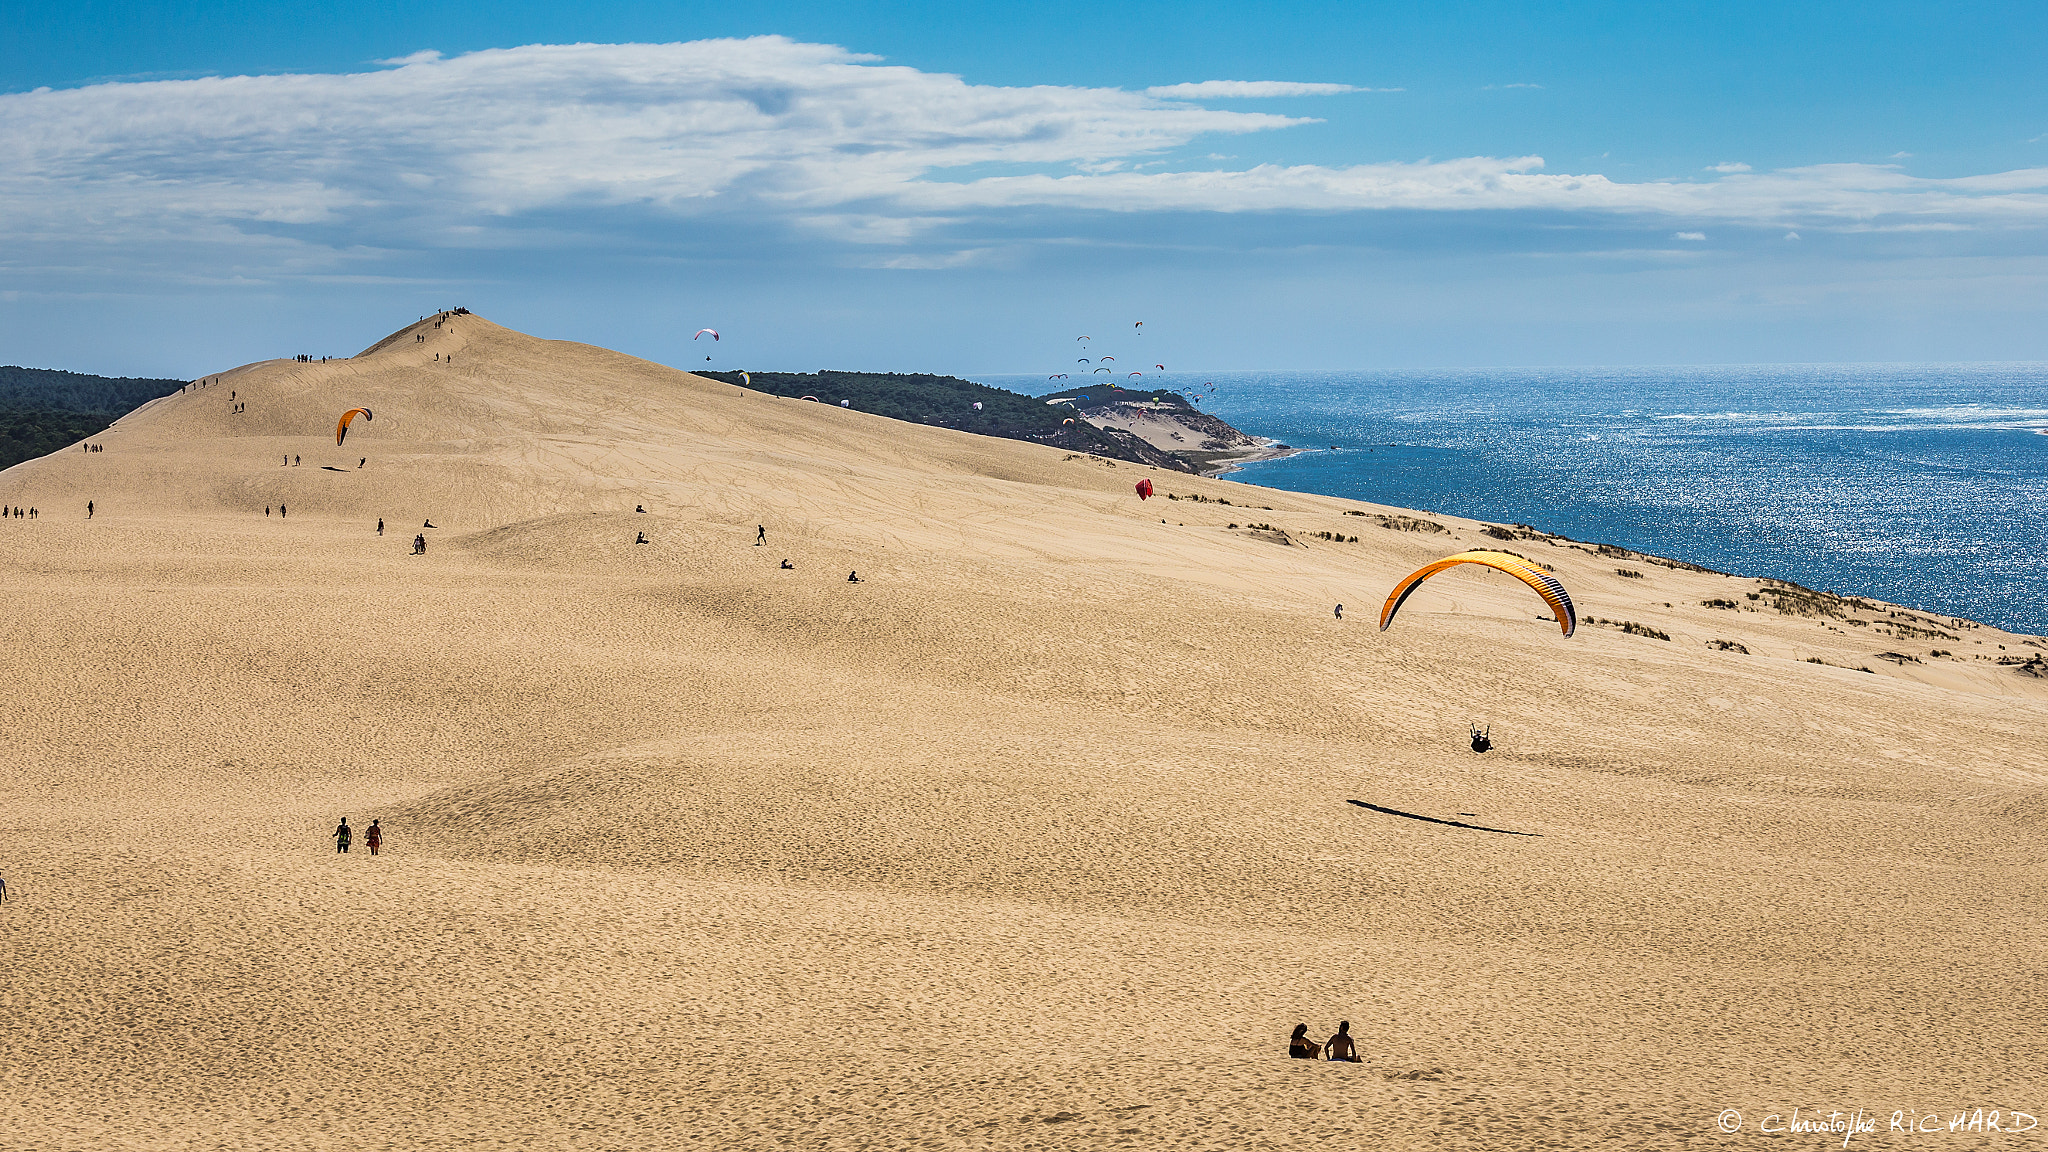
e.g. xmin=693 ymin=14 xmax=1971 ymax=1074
xmin=1196 ymin=436 xmax=1302 ymax=476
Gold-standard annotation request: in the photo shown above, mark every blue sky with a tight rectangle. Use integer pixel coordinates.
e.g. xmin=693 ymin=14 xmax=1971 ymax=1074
xmin=3 ymin=1 xmax=2047 ymax=376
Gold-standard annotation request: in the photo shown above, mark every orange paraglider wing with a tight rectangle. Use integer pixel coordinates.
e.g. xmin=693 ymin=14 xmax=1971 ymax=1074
xmin=336 ymin=407 xmax=373 ymax=446
xmin=1379 ymin=550 xmax=1576 ymax=638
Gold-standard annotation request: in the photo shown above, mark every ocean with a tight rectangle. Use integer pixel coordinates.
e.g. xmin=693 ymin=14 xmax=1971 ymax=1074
xmin=979 ymin=365 xmax=2048 ymax=636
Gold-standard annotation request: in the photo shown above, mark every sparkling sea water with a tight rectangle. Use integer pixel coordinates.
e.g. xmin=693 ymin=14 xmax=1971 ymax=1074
xmin=981 ymin=365 xmax=2048 ymax=635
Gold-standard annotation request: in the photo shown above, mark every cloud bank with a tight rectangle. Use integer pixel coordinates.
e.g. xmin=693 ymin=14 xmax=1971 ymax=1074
xmin=3 ymin=36 xmax=2048 ymax=283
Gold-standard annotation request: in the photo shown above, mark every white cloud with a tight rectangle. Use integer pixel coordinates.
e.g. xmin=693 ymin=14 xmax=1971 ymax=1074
xmin=1144 ymin=81 xmax=1373 ymax=98
xmin=1889 ymin=151 xmax=1912 ymax=159
xmin=1484 ymin=83 xmax=1544 ymax=90
xmin=1707 ymin=162 xmax=1752 ymax=173
xmin=2 ymin=37 xmax=2047 ymax=283
xmin=1673 ymin=231 xmax=1707 ymax=240
xmin=1785 ymin=231 xmax=1801 ymax=240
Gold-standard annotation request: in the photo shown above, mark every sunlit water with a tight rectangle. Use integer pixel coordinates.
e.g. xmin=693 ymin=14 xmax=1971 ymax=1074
xmin=979 ymin=365 xmax=2048 ymax=634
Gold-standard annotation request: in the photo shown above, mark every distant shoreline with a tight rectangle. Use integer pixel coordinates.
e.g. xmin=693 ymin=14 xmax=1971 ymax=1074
xmin=1195 ymin=436 xmax=1302 ymax=477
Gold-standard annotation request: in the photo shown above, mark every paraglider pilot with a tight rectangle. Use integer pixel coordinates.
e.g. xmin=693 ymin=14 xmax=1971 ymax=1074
xmin=1470 ymin=724 xmax=1492 ymax=754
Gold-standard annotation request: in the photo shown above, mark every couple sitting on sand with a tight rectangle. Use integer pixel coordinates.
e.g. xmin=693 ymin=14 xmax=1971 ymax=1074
xmin=1289 ymin=1022 xmax=1359 ymax=1062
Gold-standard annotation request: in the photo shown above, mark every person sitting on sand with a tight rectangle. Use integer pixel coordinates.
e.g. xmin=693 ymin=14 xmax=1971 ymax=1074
xmin=636 ymin=505 xmax=646 ymax=513
xmin=1324 ymin=1021 xmax=1359 ymax=1062
xmin=635 ymin=532 xmax=649 ymax=544
xmin=1470 ymin=724 xmax=1492 ymax=754
xmin=847 ymin=571 xmax=861 ymax=583
xmin=780 ymin=559 xmax=794 ymax=570
xmin=423 ymin=520 xmax=436 ymax=529
xmin=1288 ymin=1024 xmax=1321 ymax=1060
xmin=333 ymin=818 xmax=352 ymax=854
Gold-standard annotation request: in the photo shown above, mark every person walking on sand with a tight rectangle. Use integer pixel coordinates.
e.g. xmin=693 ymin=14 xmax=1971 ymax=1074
xmin=86 ymin=500 xmax=93 ymax=519
xmin=377 ymin=518 xmax=384 ymax=536
xmin=365 ymin=820 xmax=382 ymax=856
xmin=756 ymin=525 xmax=766 ymax=545
xmin=333 ymin=817 xmax=352 ymax=854
xmin=1288 ymin=1024 xmax=1321 ymax=1060
xmin=1335 ymin=604 xmax=1344 ymax=620
xmin=280 ymin=504 xmax=287 ymax=518
xmin=1324 ymin=1021 xmax=1359 ymax=1063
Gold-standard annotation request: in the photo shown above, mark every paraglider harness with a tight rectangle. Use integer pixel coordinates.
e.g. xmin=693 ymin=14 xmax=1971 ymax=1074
xmin=1469 ymin=724 xmax=1492 ymax=754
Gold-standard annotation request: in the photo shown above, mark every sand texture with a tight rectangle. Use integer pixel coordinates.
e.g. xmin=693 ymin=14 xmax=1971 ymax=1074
xmin=2 ymin=314 xmax=2045 ymax=1150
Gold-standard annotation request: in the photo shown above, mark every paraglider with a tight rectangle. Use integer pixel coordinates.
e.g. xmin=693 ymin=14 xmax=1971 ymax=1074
xmin=972 ymin=402 xmax=983 ymax=411
xmin=1049 ymin=373 xmax=1069 ymax=379
xmin=1077 ymin=335 xmax=1091 ymax=342
xmin=1379 ymin=550 xmax=1577 ymax=638
xmin=335 ymin=407 xmax=372 ymax=446
xmin=1094 ymin=367 xmax=1112 ymax=373
xmin=740 ymin=371 xmax=752 ymax=386
xmin=694 ymin=329 xmax=719 ymax=341
xmin=1128 ymin=372 xmax=1143 ymax=378
xmin=1135 ymin=478 xmax=1153 ymax=499
xmin=801 ymin=395 xmax=820 ymax=402
xmin=1135 ymin=321 xmax=1144 ymax=331
xmin=1156 ymin=364 xmax=1166 ymax=370
xmin=1062 ymin=418 xmax=1075 ymax=426
xmin=1100 ymin=356 xmax=1114 ymax=362
xmin=1078 ymin=358 xmax=1091 ymax=364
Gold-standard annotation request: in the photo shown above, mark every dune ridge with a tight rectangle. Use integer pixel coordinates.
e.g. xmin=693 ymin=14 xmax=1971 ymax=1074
xmin=1 ymin=313 xmax=2043 ymax=1150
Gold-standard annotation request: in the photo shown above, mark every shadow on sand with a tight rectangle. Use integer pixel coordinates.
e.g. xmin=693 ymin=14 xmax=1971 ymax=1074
xmin=1346 ymin=799 xmax=1542 ymax=837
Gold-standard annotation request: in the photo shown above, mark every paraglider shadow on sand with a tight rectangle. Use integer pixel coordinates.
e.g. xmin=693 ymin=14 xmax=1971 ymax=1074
xmin=1346 ymin=799 xmax=1542 ymax=837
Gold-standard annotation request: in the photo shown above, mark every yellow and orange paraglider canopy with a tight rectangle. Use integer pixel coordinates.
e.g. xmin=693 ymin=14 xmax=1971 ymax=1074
xmin=1380 ymin=550 xmax=1577 ymax=638
xmin=335 ymin=407 xmax=372 ymax=446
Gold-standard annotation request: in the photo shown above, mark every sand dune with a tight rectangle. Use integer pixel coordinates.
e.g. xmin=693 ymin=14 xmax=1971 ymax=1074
xmin=2 ymin=313 xmax=2044 ymax=1150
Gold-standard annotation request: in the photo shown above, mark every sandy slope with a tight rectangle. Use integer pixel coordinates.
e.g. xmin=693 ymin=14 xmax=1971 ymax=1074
xmin=2 ymin=314 xmax=2044 ymax=1151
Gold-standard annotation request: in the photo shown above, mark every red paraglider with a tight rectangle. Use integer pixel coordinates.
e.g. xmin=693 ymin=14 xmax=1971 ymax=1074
xmin=694 ymin=329 xmax=719 ymax=341
xmin=1135 ymin=478 xmax=1153 ymax=499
